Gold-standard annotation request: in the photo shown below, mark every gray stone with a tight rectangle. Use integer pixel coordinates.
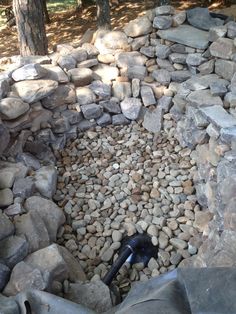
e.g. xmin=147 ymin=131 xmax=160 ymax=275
xmin=210 ymin=38 xmax=235 ymax=60
xmin=101 ymin=248 xmax=114 ymax=262
xmin=0 ymin=121 xmax=10 ymax=155
xmin=0 ymin=293 xmax=20 ymax=312
xmin=127 ymin=66 xmax=147 ymax=80
xmin=155 ymin=5 xmax=175 ymax=15
xmin=96 ymin=113 xmax=111 ymax=126
xmin=112 ymin=114 xmax=130 ymax=125
xmin=89 ymin=80 xmax=111 ymax=99
xmin=170 ymin=238 xmax=187 ymax=249
xmin=208 ymin=25 xmax=227 ymax=42
xmin=0 ymin=236 xmax=29 ymax=268
xmin=210 ymin=80 xmax=228 ymax=96
xmin=68 ymin=68 xmax=93 ymax=87
xmin=71 ymin=48 xmax=88 ymax=62
xmin=215 ymin=60 xmax=236 ymax=81
xmin=81 ymin=104 xmax=103 ymax=120
xmin=0 ymin=79 xmax=10 ymax=100
xmin=76 ymin=87 xmax=96 ymax=105
xmin=0 ymin=213 xmax=14 ymax=241
xmin=82 ymin=43 xmax=99 ymax=58
xmin=169 ymin=53 xmax=187 ymax=64
xmin=3 ymin=261 xmax=47 ymax=296
xmin=155 ymin=44 xmax=171 ymax=59
xmin=131 ymin=35 xmax=149 ymax=51
xmin=62 ymin=110 xmax=83 ymax=125
xmin=227 ymin=21 xmax=236 ymax=39
xmin=24 ymin=196 xmax=65 ymax=242
xmin=124 ymin=16 xmax=152 ymax=37
xmin=12 ymin=80 xmax=58 ymax=103
xmin=98 ymin=30 xmax=129 ymax=51
xmin=77 ymin=120 xmax=96 ymax=131
xmin=77 ymin=58 xmax=98 ymax=68
xmin=132 ymin=78 xmax=140 ymax=98
xmin=185 ymin=74 xmax=219 ymax=91
xmin=12 ymin=177 xmax=35 ymax=199
xmin=171 ymin=70 xmax=191 ymax=82
xmin=16 ymin=153 xmax=40 ymax=171
xmin=156 ymin=58 xmax=175 ymax=72
xmin=41 ymin=65 xmax=69 ymax=83
xmin=65 ymin=281 xmax=112 ymax=313
xmin=200 ymin=105 xmax=236 ymax=128
xmin=115 ymin=51 xmax=147 ymax=68
xmin=42 ymin=84 xmax=76 ymax=109
xmin=52 ymin=116 xmax=70 ymax=134
xmin=153 ymin=16 xmax=172 ymax=30
xmin=198 ymin=59 xmax=215 ymax=75
xmin=0 ymin=189 xmax=13 ymax=207
xmin=158 ymin=25 xmax=209 ymax=50
xmin=12 ymin=63 xmax=47 ymax=81
xmin=92 ymin=64 xmax=119 ymax=82
xmin=187 ymin=7 xmax=224 ymax=31
xmin=225 ymin=92 xmax=236 ymax=108
xmin=0 ymin=169 xmax=16 ymax=189
xmin=0 ymin=263 xmax=10 ymax=291
xmin=143 ymin=107 xmax=163 ymax=133
xmin=120 ymin=97 xmax=142 ymax=120
xmin=171 ymin=43 xmax=195 ymax=54
xmin=186 ymin=53 xmax=206 ymax=66
xmin=57 ymin=55 xmax=77 ymax=71
xmin=4 ymin=203 xmax=24 ymax=216
xmin=172 ymin=11 xmax=186 ymax=26
xmin=99 ymin=98 xmax=121 ymax=114
xmin=158 ymin=96 xmax=172 ymax=113
xmin=140 ymin=46 xmax=155 ymax=58
xmin=34 ymin=166 xmax=57 ymax=199
xmin=0 ymin=98 xmax=29 ymax=120
xmin=141 ymin=86 xmax=156 ymax=107
xmin=112 ymin=82 xmax=131 ymax=100
xmin=187 ymin=90 xmax=223 ymax=107
xmin=152 ymin=69 xmax=170 ymax=85
xmin=14 ymin=211 xmax=50 ymax=253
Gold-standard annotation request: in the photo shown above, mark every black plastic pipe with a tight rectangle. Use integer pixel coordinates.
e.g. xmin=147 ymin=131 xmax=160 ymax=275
xmin=102 ymin=234 xmax=153 ymax=286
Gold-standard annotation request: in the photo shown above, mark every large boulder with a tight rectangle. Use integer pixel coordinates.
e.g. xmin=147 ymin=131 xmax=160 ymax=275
xmin=124 ymin=16 xmax=152 ymax=37
xmin=12 ymin=63 xmax=47 ymax=81
xmin=41 ymin=84 xmax=76 ymax=109
xmin=0 ymin=98 xmax=29 ymax=120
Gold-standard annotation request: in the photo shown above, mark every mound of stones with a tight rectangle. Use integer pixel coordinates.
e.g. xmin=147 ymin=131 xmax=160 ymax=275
xmin=0 ymin=4 xmax=236 ymax=311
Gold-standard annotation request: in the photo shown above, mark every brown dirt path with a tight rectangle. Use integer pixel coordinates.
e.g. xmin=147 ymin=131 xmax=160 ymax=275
xmin=0 ymin=0 xmax=234 ymax=58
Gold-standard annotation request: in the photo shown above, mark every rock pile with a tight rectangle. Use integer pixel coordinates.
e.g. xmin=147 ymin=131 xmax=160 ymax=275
xmin=0 ymin=3 xmax=236 ymax=311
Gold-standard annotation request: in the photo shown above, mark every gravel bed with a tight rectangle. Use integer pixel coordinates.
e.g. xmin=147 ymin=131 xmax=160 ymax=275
xmin=55 ymin=119 xmax=201 ymax=295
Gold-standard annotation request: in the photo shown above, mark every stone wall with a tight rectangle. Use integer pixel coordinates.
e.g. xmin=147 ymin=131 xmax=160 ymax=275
xmin=0 ymin=4 xmax=236 ymax=299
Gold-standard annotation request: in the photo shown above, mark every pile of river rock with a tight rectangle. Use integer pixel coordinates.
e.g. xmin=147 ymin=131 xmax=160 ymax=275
xmin=0 ymin=4 xmax=236 ymax=312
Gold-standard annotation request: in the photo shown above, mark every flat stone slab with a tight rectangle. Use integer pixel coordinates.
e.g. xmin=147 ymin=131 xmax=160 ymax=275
xmin=187 ymin=90 xmax=223 ymax=107
xmin=158 ymin=25 xmax=209 ymax=49
xmin=200 ymin=105 xmax=236 ymax=128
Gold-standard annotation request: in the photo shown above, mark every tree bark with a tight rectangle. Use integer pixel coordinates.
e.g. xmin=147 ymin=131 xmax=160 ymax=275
xmin=42 ymin=0 xmax=50 ymax=24
xmin=96 ymin=0 xmax=111 ymax=30
xmin=13 ymin=0 xmax=48 ymax=56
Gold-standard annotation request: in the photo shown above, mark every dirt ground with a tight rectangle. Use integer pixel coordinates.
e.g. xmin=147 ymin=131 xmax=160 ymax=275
xmin=0 ymin=0 xmax=235 ymax=58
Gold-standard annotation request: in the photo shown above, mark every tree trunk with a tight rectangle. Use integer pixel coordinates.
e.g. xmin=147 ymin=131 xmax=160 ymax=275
xmin=42 ymin=0 xmax=50 ymax=24
xmin=96 ymin=0 xmax=111 ymax=30
xmin=13 ymin=0 xmax=48 ymax=56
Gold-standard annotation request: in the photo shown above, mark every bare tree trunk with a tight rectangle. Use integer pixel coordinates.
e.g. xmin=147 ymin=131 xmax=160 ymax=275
xmin=42 ymin=0 xmax=50 ymax=24
xmin=96 ymin=0 xmax=111 ymax=30
xmin=13 ymin=0 xmax=48 ymax=56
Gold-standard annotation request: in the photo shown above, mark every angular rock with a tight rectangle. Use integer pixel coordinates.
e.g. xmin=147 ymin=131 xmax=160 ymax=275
xmin=171 ymin=70 xmax=192 ymax=83
xmin=158 ymin=25 xmax=209 ymax=50
xmin=89 ymin=80 xmax=111 ymax=99
xmin=52 ymin=116 xmax=70 ymax=134
xmin=12 ymin=177 xmax=35 ymax=199
xmin=62 ymin=110 xmax=83 ymax=125
xmin=221 ymin=127 xmax=236 ymax=144
xmin=112 ymin=114 xmax=130 ymax=125
xmin=0 ymin=98 xmax=29 ymax=120
xmin=12 ymin=63 xmax=47 ymax=81
xmin=65 ymin=281 xmax=112 ymax=313
xmin=155 ymin=5 xmax=175 ymax=15
xmin=24 ymin=196 xmax=65 ymax=242
xmin=3 ymin=261 xmax=47 ymax=296
xmin=187 ymin=90 xmax=223 ymax=107
xmin=169 ymin=53 xmax=187 ymax=64
xmin=41 ymin=65 xmax=69 ymax=83
xmin=0 ymin=294 xmax=19 ymax=312
xmin=100 ymin=98 xmax=121 ymax=114
xmin=4 ymin=203 xmax=24 ymax=216
xmin=16 ymin=153 xmax=40 ymax=171
xmin=0 ymin=235 xmax=29 ymax=268
xmin=198 ymin=59 xmax=215 ymax=75
xmin=227 ymin=21 xmax=236 ymax=39
xmin=158 ymin=95 xmax=172 ymax=113
xmin=124 ymin=16 xmax=152 ymax=37
xmin=187 ymin=7 xmax=224 ymax=31
xmin=152 ymin=69 xmax=171 ymax=85
xmin=210 ymin=38 xmax=235 ymax=60
xmin=132 ymin=78 xmax=140 ymax=98
xmin=153 ymin=16 xmax=172 ymax=29
xmin=208 ymin=25 xmax=227 ymax=42
xmin=172 ymin=11 xmax=186 ymax=26
xmin=35 ymin=166 xmax=57 ymax=199
xmin=0 ymin=121 xmax=10 ymax=155
xmin=12 ymin=80 xmax=58 ymax=103
xmin=140 ymin=46 xmax=155 ymax=58
xmin=92 ymin=64 xmax=119 ymax=82
xmin=200 ymin=105 xmax=236 ymax=128
xmin=68 ymin=68 xmax=93 ymax=87
xmin=76 ymin=87 xmax=96 ymax=105
xmin=127 ymin=66 xmax=147 ymax=80
xmin=112 ymin=82 xmax=131 ymax=100
xmin=193 ymin=211 xmax=213 ymax=232
xmin=155 ymin=44 xmax=171 ymax=59
xmin=156 ymin=58 xmax=175 ymax=72
xmin=71 ymin=48 xmax=88 ymax=62
xmin=0 ymin=263 xmax=10 ymax=291
xmin=0 ymin=188 xmax=13 ymax=207
xmin=96 ymin=113 xmax=111 ymax=126
xmin=131 ymin=35 xmax=149 ymax=51
xmin=210 ymin=79 xmax=228 ymax=96
xmin=77 ymin=58 xmax=98 ymax=68
xmin=186 ymin=53 xmax=206 ymax=66
xmin=215 ymin=60 xmax=236 ymax=81
xmin=140 ymin=86 xmax=156 ymax=107
xmin=81 ymin=104 xmax=103 ymax=120
xmin=0 ymin=78 xmax=10 ymax=100
xmin=57 ymin=55 xmax=77 ymax=71
xmin=120 ymin=97 xmax=142 ymax=120
xmin=0 ymin=213 xmax=14 ymax=241
xmin=143 ymin=107 xmax=163 ymax=133
xmin=14 ymin=211 xmax=50 ymax=253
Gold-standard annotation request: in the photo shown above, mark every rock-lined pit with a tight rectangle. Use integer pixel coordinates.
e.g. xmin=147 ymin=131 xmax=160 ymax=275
xmin=55 ymin=120 xmax=202 ymax=293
